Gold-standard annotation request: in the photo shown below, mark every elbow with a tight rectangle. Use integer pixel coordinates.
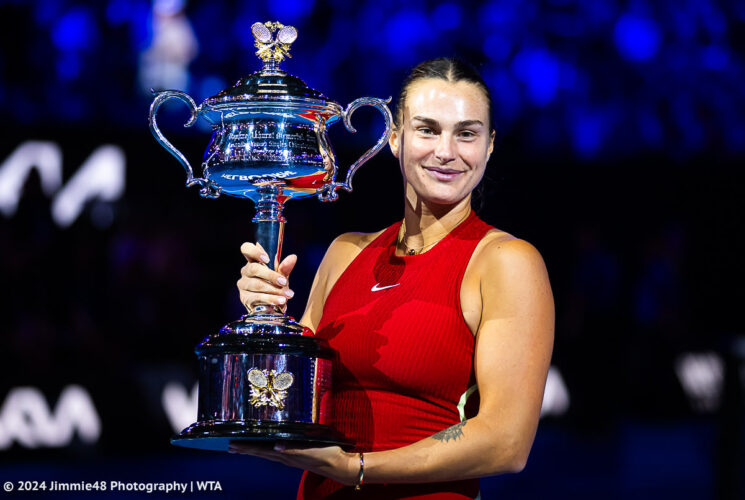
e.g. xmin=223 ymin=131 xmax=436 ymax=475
xmin=504 ymin=452 xmax=528 ymax=474
xmin=477 ymin=417 xmax=536 ymax=475
xmin=492 ymin=439 xmax=531 ymax=474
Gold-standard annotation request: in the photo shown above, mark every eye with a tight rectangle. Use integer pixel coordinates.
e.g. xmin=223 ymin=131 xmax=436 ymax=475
xmin=417 ymin=127 xmax=436 ymax=135
xmin=458 ymin=130 xmax=478 ymax=140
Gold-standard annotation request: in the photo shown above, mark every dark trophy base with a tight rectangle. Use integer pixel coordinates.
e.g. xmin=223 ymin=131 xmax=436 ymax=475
xmin=171 ymin=421 xmax=350 ymax=451
xmin=173 ymin=312 xmax=351 ymax=452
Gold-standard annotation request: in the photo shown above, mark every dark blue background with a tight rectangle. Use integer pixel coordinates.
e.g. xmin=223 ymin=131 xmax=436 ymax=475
xmin=0 ymin=1 xmax=744 ymax=499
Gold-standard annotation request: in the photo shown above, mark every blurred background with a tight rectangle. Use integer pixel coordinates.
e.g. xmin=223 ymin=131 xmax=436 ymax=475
xmin=0 ymin=0 xmax=743 ymax=498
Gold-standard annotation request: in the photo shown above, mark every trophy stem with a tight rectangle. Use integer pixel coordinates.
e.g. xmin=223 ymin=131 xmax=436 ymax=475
xmin=251 ymin=185 xmax=286 ymax=317
xmin=253 ymin=185 xmax=286 ymax=271
xmin=262 ymin=59 xmax=281 ymax=73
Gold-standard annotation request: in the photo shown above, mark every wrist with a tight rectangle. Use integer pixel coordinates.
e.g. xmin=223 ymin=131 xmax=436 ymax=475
xmin=339 ymin=451 xmax=359 ymax=487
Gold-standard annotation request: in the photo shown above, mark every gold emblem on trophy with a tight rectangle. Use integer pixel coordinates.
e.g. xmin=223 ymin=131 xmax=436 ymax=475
xmin=248 ymin=368 xmax=295 ymax=410
xmin=251 ymin=21 xmax=298 ymax=63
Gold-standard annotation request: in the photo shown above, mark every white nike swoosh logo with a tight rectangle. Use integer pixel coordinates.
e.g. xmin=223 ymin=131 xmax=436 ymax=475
xmin=371 ymin=283 xmax=401 ymax=292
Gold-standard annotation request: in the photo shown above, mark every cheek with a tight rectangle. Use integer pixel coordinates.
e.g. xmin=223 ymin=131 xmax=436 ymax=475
xmin=404 ymin=138 xmax=430 ymax=157
xmin=400 ymin=141 xmax=428 ymax=173
xmin=462 ymin=145 xmax=490 ymax=171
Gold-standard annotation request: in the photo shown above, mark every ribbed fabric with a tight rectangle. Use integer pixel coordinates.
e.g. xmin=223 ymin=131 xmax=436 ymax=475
xmin=298 ymin=211 xmax=493 ymax=500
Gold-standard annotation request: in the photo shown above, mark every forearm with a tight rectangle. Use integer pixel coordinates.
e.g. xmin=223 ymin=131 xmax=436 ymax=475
xmin=363 ymin=416 xmax=530 ymax=484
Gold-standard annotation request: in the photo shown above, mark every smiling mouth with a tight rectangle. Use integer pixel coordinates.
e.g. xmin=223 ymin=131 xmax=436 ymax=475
xmin=422 ymin=166 xmax=464 ymax=181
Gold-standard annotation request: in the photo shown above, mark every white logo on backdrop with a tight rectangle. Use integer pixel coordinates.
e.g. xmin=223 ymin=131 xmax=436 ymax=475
xmin=0 ymin=141 xmax=126 ymax=228
xmin=162 ymin=382 xmax=199 ymax=433
xmin=675 ymin=352 xmax=724 ymax=412
xmin=541 ymin=366 xmax=570 ymax=417
xmin=0 ymin=385 xmax=101 ymax=449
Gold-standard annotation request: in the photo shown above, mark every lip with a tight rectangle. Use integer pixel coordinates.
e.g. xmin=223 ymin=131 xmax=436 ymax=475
xmin=422 ymin=166 xmax=464 ymax=182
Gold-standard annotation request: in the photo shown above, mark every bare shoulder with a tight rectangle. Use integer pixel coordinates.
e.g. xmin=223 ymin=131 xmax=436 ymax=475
xmin=324 ymin=229 xmax=386 ymax=263
xmin=460 ymin=227 xmax=554 ymax=343
xmin=316 ymin=229 xmax=387 ymax=289
xmin=330 ymin=229 xmax=387 ymax=252
xmin=471 ymin=229 xmax=549 ymax=281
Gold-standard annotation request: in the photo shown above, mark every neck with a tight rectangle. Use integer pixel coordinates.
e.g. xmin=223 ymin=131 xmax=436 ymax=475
xmin=400 ymin=188 xmax=472 ymax=251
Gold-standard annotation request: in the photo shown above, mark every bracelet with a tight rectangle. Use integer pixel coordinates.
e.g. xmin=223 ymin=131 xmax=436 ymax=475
xmin=354 ymin=452 xmax=365 ymax=490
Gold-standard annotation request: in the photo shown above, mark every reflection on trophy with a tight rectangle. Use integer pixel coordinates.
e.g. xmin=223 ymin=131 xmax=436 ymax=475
xmin=148 ymin=21 xmax=393 ymax=451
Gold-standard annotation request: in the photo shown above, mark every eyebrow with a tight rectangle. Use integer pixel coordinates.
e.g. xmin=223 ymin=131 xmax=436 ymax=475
xmin=410 ymin=116 xmax=485 ymax=128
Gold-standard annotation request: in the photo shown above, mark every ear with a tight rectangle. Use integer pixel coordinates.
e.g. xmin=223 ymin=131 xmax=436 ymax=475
xmin=486 ymin=129 xmax=495 ymax=158
xmin=389 ymin=128 xmax=401 ymax=158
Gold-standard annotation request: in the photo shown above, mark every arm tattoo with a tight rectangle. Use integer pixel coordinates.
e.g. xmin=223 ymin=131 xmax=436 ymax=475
xmin=431 ymin=421 xmax=467 ymax=443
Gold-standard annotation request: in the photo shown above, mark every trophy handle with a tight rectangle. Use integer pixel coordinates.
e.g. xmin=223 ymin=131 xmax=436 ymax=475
xmin=148 ymin=90 xmax=221 ymax=199
xmin=317 ymin=97 xmax=394 ymax=202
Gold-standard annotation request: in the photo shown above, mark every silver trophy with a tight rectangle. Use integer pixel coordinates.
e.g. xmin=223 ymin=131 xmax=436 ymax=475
xmin=149 ymin=21 xmax=393 ymax=451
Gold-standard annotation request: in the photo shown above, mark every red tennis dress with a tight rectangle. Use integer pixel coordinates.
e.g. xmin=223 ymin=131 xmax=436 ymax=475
xmin=298 ymin=211 xmax=493 ymax=500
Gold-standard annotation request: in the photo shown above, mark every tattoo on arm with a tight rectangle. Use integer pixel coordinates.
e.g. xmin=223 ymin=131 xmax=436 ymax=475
xmin=431 ymin=421 xmax=467 ymax=443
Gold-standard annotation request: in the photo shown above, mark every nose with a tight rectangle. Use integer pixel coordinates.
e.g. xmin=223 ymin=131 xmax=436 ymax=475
xmin=433 ymin=134 xmax=456 ymax=164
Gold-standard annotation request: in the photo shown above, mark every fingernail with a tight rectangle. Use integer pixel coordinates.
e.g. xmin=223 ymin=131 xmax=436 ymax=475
xmin=277 ymin=276 xmax=287 ymax=286
xmin=261 ymin=254 xmax=270 ymax=263
xmin=278 ymin=296 xmax=286 ymax=305
xmin=274 ymin=442 xmax=286 ymax=451
xmin=284 ymin=289 xmax=294 ymax=298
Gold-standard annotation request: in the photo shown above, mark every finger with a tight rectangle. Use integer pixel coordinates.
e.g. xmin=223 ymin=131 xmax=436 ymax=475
xmin=272 ymin=443 xmax=316 ymax=455
xmin=229 ymin=442 xmax=273 ymax=453
xmin=240 ymin=242 xmax=270 ymax=264
xmin=241 ymin=262 xmax=289 ymax=287
xmin=237 ymin=276 xmax=285 ymax=295
xmin=238 ymin=277 xmax=295 ymax=300
xmin=272 ymin=440 xmax=320 ymax=451
xmin=229 ymin=446 xmax=284 ymax=463
xmin=277 ymin=254 xmax=298 ymax=278
xmin=239 ymin=290 xmax=288 ymax=309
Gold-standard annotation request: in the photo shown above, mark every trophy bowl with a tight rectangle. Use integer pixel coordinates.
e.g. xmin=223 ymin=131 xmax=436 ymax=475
xmin=148 ymin=21 xmax=392 ymax=452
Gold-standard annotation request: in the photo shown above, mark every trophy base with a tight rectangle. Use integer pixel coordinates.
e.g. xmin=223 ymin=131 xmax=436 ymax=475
xmin=171 ymin=420 xmax=351 ymax=451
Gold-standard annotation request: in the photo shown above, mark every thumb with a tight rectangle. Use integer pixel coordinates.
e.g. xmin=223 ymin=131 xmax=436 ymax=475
xmin=278 ymin=254 xmax=298 ymax=278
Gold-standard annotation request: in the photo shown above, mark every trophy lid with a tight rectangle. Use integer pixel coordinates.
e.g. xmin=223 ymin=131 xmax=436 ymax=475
xmin=203 ymin=21 xmax=332 ymax=106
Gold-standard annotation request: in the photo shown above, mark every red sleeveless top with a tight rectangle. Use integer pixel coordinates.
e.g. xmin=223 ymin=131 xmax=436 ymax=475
xmin=298 ymin=211 xmax=493 ymax=500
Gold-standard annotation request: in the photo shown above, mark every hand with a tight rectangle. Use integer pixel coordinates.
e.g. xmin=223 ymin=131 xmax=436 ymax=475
xmin=237 ymin=242 xmax=298 ymax=313
xmin=228 ymin=442 xmax=359 ymax=486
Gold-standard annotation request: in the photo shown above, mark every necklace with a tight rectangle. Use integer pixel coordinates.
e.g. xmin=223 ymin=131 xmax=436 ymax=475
xmin=398 ymin=210 xmax=470 ymax=256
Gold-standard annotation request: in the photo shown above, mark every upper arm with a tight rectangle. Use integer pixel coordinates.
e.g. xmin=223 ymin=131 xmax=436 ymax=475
xmin=472 ymin=238 xmax=554 ymax=461
xmin=299 ymin=232 xmax=376 ymax=333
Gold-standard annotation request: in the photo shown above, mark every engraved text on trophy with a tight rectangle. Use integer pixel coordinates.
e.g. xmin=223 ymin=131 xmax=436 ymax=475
xmin=205 ymin=120 xmax=322 ymax=167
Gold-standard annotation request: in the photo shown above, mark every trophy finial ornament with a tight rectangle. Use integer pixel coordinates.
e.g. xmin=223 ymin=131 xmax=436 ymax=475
xmin=251 ymin=21 xmax=298 ymax=65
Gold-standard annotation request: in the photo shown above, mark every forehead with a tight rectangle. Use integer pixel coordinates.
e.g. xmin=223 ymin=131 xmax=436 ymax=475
xmin=404 ymin=78 xmax=489 ymax=125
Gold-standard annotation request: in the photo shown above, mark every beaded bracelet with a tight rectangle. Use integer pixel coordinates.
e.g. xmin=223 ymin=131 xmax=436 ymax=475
xmin=354 ymin=452 xmax=365 ymax=491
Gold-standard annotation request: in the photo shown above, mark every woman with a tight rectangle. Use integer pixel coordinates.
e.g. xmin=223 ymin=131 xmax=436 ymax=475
xmin=232 ymin=58 xmax=554 ymax=499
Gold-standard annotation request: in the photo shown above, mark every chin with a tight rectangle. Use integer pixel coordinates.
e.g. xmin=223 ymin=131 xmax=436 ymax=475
xmin=405 ymin=174 xmax=475 ymax=207
xmin=418 ymin=188 xmax=469 ymax=207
